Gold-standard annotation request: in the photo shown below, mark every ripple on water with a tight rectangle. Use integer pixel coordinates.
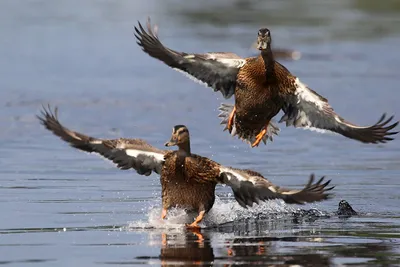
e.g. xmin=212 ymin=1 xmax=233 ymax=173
xmin=1 ymin=0 xmax=400 ymax=266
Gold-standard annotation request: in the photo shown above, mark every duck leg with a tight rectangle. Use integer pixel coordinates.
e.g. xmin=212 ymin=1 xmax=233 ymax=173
xmin=186 ymin=210 xmax=206 ymax=229
xmin=227 ymin=106 xmax=236 ymax=132
xmin=251 ymin=122 xmax=270 ymax=147
xmin=161 ymin=208 xmax=167 ymax=220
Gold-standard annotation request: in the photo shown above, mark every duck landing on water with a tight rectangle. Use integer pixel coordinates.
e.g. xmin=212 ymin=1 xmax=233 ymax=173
xmin=135 ymin=18 xmax=398 ymax=147
xmin=38 ymin=105 xmax=334 ymax=228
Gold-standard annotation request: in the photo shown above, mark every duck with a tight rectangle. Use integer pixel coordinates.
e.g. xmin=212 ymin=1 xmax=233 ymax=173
xmin=134 ymin=18 xmax=398 ymax=147
xmin=38 ymin=105 xmax=334 ymax=228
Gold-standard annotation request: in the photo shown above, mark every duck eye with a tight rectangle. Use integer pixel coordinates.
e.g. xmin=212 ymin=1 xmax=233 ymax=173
xmin=179 ymin=129 xmax=188 ymax=134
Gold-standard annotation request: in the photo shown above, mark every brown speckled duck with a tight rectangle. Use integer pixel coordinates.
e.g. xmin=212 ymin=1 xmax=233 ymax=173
xmin=135 ymin=18 xmax=398 ymax=147
xmin=38 ymin=106 xmax=334 ymax=228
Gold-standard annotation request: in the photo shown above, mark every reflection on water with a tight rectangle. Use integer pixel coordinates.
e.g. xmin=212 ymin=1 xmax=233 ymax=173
xmin=159 ymin=230 xmax=215 ymax=266
xmin=123 ymin=201 xmax=399 ymax=266
xmin=2 ymin=212 xmax=398 ymax=266
xmin=131 ymin=212 xmax=399 ymax=266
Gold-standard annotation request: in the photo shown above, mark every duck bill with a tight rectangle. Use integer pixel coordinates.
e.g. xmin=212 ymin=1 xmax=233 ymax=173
xmin=164 ymin=139 xmax=177 ymax=147
xmin=257 ymin=37 xmax=270 ymax=50
xmin=257 ymin=41 xmax=267 ymax=50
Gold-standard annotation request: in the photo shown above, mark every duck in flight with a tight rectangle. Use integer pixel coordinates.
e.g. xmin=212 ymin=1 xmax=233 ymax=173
xmin=38 ymin=106 xmax=334 ymax=228
xmin=134 ymin=18 xmax=398 ymax=147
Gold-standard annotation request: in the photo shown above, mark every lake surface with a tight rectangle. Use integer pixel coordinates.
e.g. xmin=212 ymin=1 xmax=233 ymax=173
xmin=1 ymin=1 xmax=399 ymax=266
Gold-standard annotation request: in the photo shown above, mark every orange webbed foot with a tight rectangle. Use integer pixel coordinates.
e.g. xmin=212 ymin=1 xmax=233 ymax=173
xmin=251 ymin=128 xmax=267 ymax=147
xmin=185 ymin=222 xmax=201 ymax=229
xmin=161 ymin=208 xmax=167 ymax=220
xmin=185 ymin=210 xmax=205 ymax=229
xmin=227 ymin=106 xmax=236 ymax=133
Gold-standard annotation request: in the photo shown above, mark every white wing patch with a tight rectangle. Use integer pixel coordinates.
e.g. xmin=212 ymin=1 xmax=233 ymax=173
xmin=172 ymin=56 xmax=246 ymax=86
xmin=281 ymin=190 xmax=300 ymax=195
xmin=89 ymin=140 xmax=103 ymax=144
xmin=183 ymin=53 xmax=247 ymax=68
xmin=287 ymin=77 xmax=340 ymax=130
xmin=267 ymin=186 xmax=277 ymax=193
xmin=294 ymin=77 xmax=348 ymax=128
xmin=183 ymin=55 xmax=196 ymax=59
xmin=125 ymin=149 xmax=165 ymax=162
xmin=215 ymin=58 xmax=247 ymax=68
xmin=294 ymin=78 xmax=324 ymax=110
xmin=219 ymin=167 xmax=256 ymax=186
xmin=302 ymin=126 xmax=327 ymax=134
xmin=204 ymin=54 xmax=246 ymax=68
xmin=220 ymin=167 xmax=243 ymax=181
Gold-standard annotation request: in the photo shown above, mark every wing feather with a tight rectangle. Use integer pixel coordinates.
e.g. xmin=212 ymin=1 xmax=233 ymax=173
xmin=134 ymin=18 xmax=246 ymax=99
xmin=37 ymin=105 xmax=166 ymax=175
xmin=219 ymin=167 xmax=333 ymax=207
xmin=280 ymin=77 xmax=399 ymax=143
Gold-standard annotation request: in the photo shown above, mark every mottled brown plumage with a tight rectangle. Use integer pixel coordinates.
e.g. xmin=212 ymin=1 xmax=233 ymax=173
xmin=38 ymin=105 xmax=334 ymax=228
xmin=135 ymin=18 xmax=398 ymax=147
xmin=161 ymin=153 xmax=218 ymax=215
xmin=234 ymin=55 xmax=286 ymax=142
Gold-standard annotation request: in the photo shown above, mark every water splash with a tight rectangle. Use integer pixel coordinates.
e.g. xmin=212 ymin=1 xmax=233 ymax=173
xmin=127 ymin=196 xmax=300 ymax=230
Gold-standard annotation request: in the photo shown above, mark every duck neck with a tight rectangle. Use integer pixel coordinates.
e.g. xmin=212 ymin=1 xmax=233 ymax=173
xmin=177 ymin=140 xmax=191 ymax=156
xmin=261 ymin=45 xmax=274 ymax=77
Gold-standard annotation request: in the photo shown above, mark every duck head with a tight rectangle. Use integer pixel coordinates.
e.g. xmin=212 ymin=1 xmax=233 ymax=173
xmin=165 ymin=125 xmax=191 ymax=154
xmin=257 ymin=28 xmax=271 ymax=50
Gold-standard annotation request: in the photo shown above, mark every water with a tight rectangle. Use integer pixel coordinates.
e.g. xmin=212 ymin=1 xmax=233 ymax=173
xmin=1 ymin=0 xmax=400 ymax=266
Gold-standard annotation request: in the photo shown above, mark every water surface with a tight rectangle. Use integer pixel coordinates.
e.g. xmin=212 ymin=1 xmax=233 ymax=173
xmin=1 ymin=1 xmax=399 ymax=266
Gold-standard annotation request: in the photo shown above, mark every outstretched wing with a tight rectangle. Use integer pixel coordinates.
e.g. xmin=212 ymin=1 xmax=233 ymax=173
xmin=134 ymin=18 xmax=246 ymax=99
xmin=37 ymin=105 xmax=166 ymax=176
xmin=279 ymin=77 xmax=399 ymax=143
xmin=219 ymin=167 xmax=333 ymax=208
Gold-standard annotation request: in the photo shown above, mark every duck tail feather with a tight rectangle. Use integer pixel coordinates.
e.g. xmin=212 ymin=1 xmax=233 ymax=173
xmin=218 ymin=103 xmax=280 ymax=146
